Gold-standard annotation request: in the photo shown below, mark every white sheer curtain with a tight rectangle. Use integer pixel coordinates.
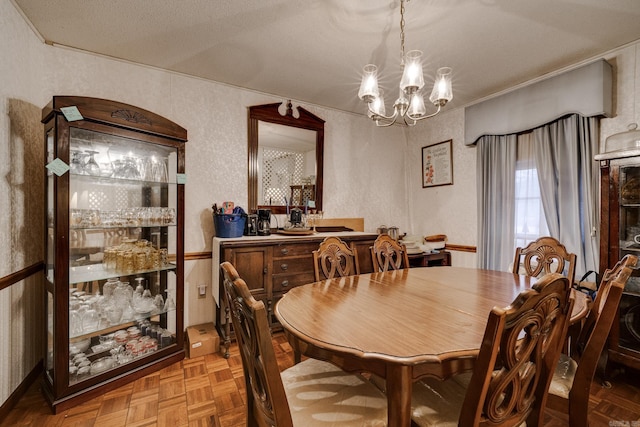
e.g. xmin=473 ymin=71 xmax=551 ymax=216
xmin=515 ymin=133 xmax=549 ymax=249
xmin=532 ymin=114 xmax=600 ymax=278
xmin=477 ymin=134 xmax=517 ymax=271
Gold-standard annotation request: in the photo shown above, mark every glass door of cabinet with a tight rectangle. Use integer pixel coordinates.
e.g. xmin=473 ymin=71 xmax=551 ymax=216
xmin=65 ymin=127 xmax=179 ymax=385
xmin=619 ymin=165 xmax=640 ymax=293
xmin=618 ymin=165 xmax=640 ymax=354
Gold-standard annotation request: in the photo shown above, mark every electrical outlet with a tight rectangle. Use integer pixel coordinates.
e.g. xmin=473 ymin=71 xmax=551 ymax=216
xmin=197 ymin=284 xmax=207 ymax=299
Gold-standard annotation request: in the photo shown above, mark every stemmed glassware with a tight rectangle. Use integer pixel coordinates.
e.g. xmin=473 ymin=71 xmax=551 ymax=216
xmin=84 ymin=150 xmax=101 ymax=176
xmin=308 ymin=210 xmax=324 ymax=232
xmin=163 ymin=289 xmax=176 ymax=312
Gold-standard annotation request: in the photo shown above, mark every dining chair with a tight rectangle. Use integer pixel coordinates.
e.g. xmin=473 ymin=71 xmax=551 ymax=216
xmin=410 ymin=273 xmax=574 ymax=427
xmin=220 ymin=261 xmax=388 ymax=427
xmin=512 ymin=236 xmax=577 ymax=285
xmin=312 ymin=236 xmax=360 ymax=281
xmin=370 ymin=234 xmax=410 ymax=272
xmin=546 ymin=256 xmax=636 ymax=427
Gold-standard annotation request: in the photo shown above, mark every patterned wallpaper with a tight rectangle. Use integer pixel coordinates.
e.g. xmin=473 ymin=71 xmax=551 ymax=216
xmin=2 ymin=0 xmax=640 ymax=408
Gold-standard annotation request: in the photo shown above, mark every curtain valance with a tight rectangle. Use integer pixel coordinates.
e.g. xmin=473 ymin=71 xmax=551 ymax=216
xmin=464 ymin=59 xmax=612 ymax=145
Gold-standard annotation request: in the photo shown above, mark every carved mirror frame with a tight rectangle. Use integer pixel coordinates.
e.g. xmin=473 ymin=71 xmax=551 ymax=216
xmin=248 ymin=102 xmax=325 ymax=214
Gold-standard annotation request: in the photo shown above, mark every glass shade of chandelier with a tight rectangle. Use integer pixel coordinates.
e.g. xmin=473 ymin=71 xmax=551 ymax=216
xmin=358 ymin=0 xmax=453 ymax=127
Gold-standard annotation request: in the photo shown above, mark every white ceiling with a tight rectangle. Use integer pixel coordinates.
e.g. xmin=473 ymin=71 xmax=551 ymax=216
xmin=11 ymin=0 xmax=640 ymax=116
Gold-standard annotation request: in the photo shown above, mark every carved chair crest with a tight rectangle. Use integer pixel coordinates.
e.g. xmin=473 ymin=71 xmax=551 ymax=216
xmin=513 ymin=236 xmax=577 ymax=284
xmin=313 ymin=236 xmax=360 ymax=281
xmin=371 ymin=234 xmax=410 ymax=271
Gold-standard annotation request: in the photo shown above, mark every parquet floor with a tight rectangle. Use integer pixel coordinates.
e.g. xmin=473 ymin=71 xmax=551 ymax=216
xmin=2 ymin=333 xmax=640 ymax=426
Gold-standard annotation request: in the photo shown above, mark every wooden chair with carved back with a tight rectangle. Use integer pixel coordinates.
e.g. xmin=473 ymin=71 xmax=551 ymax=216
xmin=546 ymin=255 xmax=636 ymax=427
xmin=312 ymin=236 xmax=360 ymax=281
xmin=370 ymin=234 xmax=410 ymax=272
xmin=512 ymin=236 xmax=577 ymax=285
xmin=410 ymin=273 xmax=574 ymax=427
xmin=220 ymin=261 xmax=388 ymax=427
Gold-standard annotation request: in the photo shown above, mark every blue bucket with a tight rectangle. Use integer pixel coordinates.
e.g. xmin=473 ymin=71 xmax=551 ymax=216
xmin=214 ymin=214 xmax=246 ymax=238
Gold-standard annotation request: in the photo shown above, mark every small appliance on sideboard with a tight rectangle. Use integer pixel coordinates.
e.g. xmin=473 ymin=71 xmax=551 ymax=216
xmin=244 ymin=214 xmax=258 ymax=236
xmin=257 ymin=208 xmax=271 ymax=236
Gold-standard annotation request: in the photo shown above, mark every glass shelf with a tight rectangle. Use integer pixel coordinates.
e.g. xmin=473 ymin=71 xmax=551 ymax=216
xmin=70 ymin=172 xmax=178 ymax=187
xmin=53 ymin=263 xmax=177 ymax=285
xmin=70 ymin=222 xmax=177 ymax=230
xmin=69 ymin=306 xmax=177 ymax=341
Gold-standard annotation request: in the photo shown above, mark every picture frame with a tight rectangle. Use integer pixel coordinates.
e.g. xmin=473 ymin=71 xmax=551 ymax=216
xmin=422 ymin=139 xmax=453 ymax=188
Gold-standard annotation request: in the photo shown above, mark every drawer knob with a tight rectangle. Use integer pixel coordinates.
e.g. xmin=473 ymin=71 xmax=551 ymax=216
xmin=281 ymin=280 xmax=289 ymax=287
xmin=280 ymin=263 xmax=288 ymax=271
xmin=281 ymin=248 xmax=289 ymax=255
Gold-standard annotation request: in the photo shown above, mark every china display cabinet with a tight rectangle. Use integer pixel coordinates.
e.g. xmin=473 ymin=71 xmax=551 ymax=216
xmin=42 ymin=96 xmax=187 ymax=412
xmin=596 ymin=154 xmax=640 ymax=372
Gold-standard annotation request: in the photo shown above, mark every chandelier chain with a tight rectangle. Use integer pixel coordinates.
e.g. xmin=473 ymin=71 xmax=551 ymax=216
xmin=400 ymin=0 xmax=406 ymax=66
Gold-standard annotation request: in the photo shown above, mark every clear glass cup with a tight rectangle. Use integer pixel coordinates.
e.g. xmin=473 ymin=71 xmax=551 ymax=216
xmin=82 ymin=309 xmax=100 ymax=332
xmin=138 ymin=156 xmax=155 ymax=181
xmin=152 ymin=156 xmax=168 ymax=182
xmin=69 ymin=309 xmax=83 ymax=336
xmin=70 ymin=150 xmax=86 ymax=175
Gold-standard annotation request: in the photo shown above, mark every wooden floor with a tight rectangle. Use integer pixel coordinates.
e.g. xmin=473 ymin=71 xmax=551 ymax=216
xmin=2 ymin=333 xmax=640 ymax=426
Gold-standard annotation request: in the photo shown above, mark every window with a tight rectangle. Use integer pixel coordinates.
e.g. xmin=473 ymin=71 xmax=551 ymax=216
xmin=514 ymin=133 xmax=548 ymax=249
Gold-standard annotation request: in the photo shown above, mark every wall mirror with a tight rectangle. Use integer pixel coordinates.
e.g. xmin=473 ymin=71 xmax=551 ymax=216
xmin=248 ymin=101 xmax=324 ymax=214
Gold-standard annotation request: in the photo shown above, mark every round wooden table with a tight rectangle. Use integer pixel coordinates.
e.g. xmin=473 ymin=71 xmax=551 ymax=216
xmin=274 ymin=266 xmax=588 ymax=427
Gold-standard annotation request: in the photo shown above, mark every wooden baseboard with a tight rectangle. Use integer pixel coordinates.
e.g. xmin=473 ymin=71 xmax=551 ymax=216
xmin=0 ymin=360 xmax=43 ymax=420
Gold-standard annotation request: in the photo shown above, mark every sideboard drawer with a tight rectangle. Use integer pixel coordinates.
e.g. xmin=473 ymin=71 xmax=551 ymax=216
xmin=273 ymin=271 xmax=316 ymax=293
xmin=274 ymin=242 xmax=319 ymax=258
xmin=273 ymin=256 xmax=314 ymax=274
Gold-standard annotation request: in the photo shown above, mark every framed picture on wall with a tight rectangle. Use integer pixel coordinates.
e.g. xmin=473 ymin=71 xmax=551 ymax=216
xmin=422 ymin=139 xmax=453 ymax=188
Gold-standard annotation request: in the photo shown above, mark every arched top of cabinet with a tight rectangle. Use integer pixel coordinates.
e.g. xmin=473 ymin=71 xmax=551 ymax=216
xmin=42 ymin=96 xmax=187 ymax=142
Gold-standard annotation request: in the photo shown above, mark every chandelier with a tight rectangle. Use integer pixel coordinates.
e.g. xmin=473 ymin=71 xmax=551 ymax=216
xmin=357 ymin=0 xmax=453 ymax=127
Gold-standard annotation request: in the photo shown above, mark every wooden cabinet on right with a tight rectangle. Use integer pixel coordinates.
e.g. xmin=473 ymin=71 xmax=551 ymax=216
xmin=407 ymin=251 xmax=451 ymax=268
xmin=596 ymin=154 xmax=640 ymax=371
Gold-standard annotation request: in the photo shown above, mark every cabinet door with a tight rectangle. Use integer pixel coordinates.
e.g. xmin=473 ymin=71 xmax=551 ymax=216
xmin=618 ymin=165 xmax=640 ymax=294
xmin=225 ymin=246 xmax=271 ymax=297
xmin=60 ymin=127 xmax=180 ymax=387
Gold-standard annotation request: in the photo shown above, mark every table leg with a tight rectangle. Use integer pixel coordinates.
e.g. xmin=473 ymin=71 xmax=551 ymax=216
xmin=385 ymin=364 xmax=412 ymax=427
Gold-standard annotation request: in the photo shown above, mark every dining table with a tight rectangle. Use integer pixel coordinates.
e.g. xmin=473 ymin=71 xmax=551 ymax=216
xmin=274 ymin=266 xmax=588 ymax=427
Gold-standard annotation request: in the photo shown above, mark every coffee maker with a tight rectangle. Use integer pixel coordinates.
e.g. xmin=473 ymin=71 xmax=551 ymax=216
xmin=257 ymin=209 xmax=271 ymax=236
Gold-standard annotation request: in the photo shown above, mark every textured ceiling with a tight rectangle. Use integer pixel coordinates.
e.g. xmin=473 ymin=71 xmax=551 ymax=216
xmin=11 ymin=0 xmax=640 ymax=116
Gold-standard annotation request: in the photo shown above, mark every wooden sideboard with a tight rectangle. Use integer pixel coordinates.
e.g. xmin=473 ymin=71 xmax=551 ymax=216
xmin=212 ymin=232 xmax=378 ymax=356
xmin=408 ymin=251 xmax=451 ymax=268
